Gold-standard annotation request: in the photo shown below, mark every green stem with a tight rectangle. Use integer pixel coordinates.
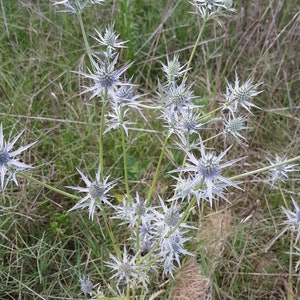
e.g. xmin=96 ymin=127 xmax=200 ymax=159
xmin=99 ymin=92 xmax=107 ymax=180
xmin=77 ymin=12 xmax=94 ymax=68
xmin=229 ymin=155 xmax=300 ymax=181
xmin=288 ymin=230 xmax=294 ymax=300
xmin=100 ymin=209 xmax=122 ymax=259
xmin=18 ymin=172 xmax=79 ymax=200
xmin=183 ymin=17 xmax=207 ymax=82
xmin=146 ymin=135 xmax=169 ymax=206
xmin=121 ymin=122 xmax=130 ymax=198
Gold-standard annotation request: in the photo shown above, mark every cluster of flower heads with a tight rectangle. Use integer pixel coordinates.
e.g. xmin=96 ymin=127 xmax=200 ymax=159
xmin=113 ymin=193 xmax=194 ymax=281
xmin=0 ymin=123 xmax=36 ymax=190
xmin=77 ymin=24 xmax=142 ymax=136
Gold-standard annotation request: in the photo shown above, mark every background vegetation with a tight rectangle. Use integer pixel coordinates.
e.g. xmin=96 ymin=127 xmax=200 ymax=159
xmin=0 ymin=0 xmax=299 ymax=299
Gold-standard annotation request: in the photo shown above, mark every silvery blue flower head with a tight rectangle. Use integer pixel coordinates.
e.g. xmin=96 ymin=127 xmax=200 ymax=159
xmin=79 ymin=275 xmax=94 ymax=296
xmin=67 ymin=167 xmax=119 ymax=220
xmin=267 ymin=155 xmax=297 ymax=187
xmin=160 ymin=228 xmax=193 ymax=278
xmin=172 ymin=141 xmax=243 ymax=206
xmin=0 ymin=123 xmax=37 ymax=190
xmin=158 ymin=79 xmax=196 ymax=115
xmin=94 ymin=23 xmax=127 ymax=50
xmin=52 ymin=0 xmax=105 ymax=14
xmin=223 ymin=113 xmax=248 ymax=143
xmin=79 ymin=55 xmax=132 ymax=100
xmin=113 ymin=193 xmax=154 ymax=228
xmin=161 ymin=55 xmax=186 ymax=85
xmin=223 ymin=72 xmax=262 ymax=114
xmin=106 ymin=247 xmax=147 ymax=287
xmin=282 ymin=197 xmax=300 ymax=244
xmin=191 ymin=0 xmax=236 ymax=24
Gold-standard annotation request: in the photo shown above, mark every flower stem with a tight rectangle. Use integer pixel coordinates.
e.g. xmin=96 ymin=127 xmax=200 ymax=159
xmin=146 ymin=135 xmax=169 ymax=206
xmin=120 ymin=119 xmax=130 ymax=198
xmin=99 ymin=92 xmax=107 ymax=180
xmin=100 ymin=209 xmax=122 ymax=259
xmin=229 ymin=155 xmax=300 ymax=181
xmin=183 ymin=17 xmax=207 ymax=82
xmin=18 ymin=172 xmax=79 ymax=200
xmin=77 ymin=12 xmax=94 ymax=69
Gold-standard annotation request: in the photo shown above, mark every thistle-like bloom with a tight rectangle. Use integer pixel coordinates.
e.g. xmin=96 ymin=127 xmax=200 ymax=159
xmin=153 ymin=196 xmax=195 ymax=238
xmin=191 ymin=0 xmax=235 ymax=22
xmin=79 ymin=275 xmax=94 ymax=296
xmin=113 ymin=193 xmax=154 ymax=228
xmin=223 ymin=114 xmax=248 ymax=142
xmin=160 ymin=228 xmax=193 ymax=278
xmin=104 ymin=102 xmax=135 ymax=136
xmin=267 ymin=155 xmax=297 ymax=187
xmin=282 ymin=197 xmax=300 ymax=244
xmin=94 ymin=23 xmax=127 ymax=49
xmin=174 ymin=109 xmax=204 ymax=135
xmin=52 ymin=0 xmax=104 ymax=14
xmin=161 ymin=55 xmax=186 ymax=85
xmin=67 ymin=167 xmax=119 ymax=220
xmin=79 ymin=55 xmax=132 ymax=99
xmin=106 ymin=247 xmax=145 ymax=286
xmin=158 ymin=80 xmax=196 ymax=114
xmin=223 ymin=72 xmax=262 ymax=114
xmin=0 ymin=123 xmax=36 ymax=190
xmin=172 ymin=142 xmax=242 ymax=206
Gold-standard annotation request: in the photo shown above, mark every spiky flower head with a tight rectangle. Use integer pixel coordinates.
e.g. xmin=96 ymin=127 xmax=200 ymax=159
xmin=223 ymin=114 xmax=248 ymax=142
xmin=106 ymin=247 xmax=145 ymax=287
xmin=191 ymin=0 xmax=236 ymax=23
xmin=267 ymin=155 xmax=297 ymax=187
xmin=79 ymin=55 xmax=132 ymax=100
xmin=161 ymin=55 xmax=186 ymax=85
xmin=113 ymin=193 xmax=154 ymax=228
xmin=79 ymin=275 xmax=94 ymax=296
xmin=52 ymin=0 xmax=104 ymax=14
xmin=158 ymin=80 xmax=196 ymax=115
xmin=159 ymin=228 xmax=193 ymax=278
xmin=67 ymin=167 xmax=119 ymax=220
xmin=223 ymin=72 xmax=262 ymax=114
xmin=104 ymin=102 xmax=135 ymax=136
xmin=94 ymin=23 xmax=127 ymax=49
xmin=172 ymin=141 xmax=242 ymax=206
xmin=282 ymin=197 xmax=300 ymax=244
xmin=0 ymin=123 xmax=36 ymax=190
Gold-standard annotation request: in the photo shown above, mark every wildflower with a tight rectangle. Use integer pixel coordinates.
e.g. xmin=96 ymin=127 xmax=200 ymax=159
xmin=191 ymin=0 xmax=236 ymax=23
xmin=267 ymin=155 xmax=297 ymax=187
xmin=223 ymin=114 xmax=248 ymax=142
xmin=79 ymin=275 xmax=94 ymax=296
xmin=223 ymin=72 xmax=262 ymax=114
xmin=161 ymin=55 xmax=186 ymax=85
xmin=153 ymin=196 xmax=195 ymax=238
xmin=112 ymin=82 xmax=143 ymax=111
xmin=282 ymin=197 xmax=300 ymax=244
xmin=52 ymin=0 xmax=104 ymax=14
xmin=174 ymin=109 xmax=204 ymax=135
xmin=104 ymin=102 xmax=135 ymax=136
xmin=0 ymin=123 xmax=36 ymax=190
xmin=172 ymin=141 xmax=242 ymax=206
xmin=79 ymin=55 xmax=132 ymax=100
xmin=106 ymin=247 xmax=144 ymax=286
xmin=158 ymin=80 xmax=196 ymax=115
xmin=94 ymin=23 xmax=127 ymax=49
xmin=113 ymin=193 xmax=154 ymax=228
xmin=67 ymin=167 xmax=119 ymax=220
xmin=160 ymin=228 xmax=193 ymax=278
xmin=171 ymin=174 xmax=228 ymax=206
